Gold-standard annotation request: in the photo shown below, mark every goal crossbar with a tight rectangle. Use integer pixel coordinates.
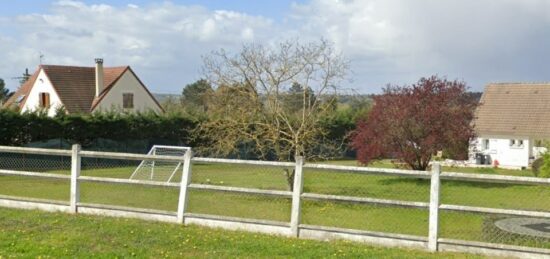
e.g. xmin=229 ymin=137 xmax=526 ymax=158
xmin=129 ymin=145 xmax=190 ymax=182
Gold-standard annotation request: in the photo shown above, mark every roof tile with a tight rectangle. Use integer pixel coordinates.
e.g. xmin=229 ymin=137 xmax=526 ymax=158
xmin=3 ymin=65 xmax=127 ymax=113
xmin=475 ymin=83 xmax=550 ymax=138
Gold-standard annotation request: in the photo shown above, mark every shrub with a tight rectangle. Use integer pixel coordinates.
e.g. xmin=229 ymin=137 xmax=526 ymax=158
xmin=538 ymin=153 xmax=550 ymax=178
xmin=0 ymin=109 xmax=196 ymax=148
xmin=532 ymin=157 xmax=544 ymax=177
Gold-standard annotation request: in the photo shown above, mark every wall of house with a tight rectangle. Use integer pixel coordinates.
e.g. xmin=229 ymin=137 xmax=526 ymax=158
xmin=470 ymin=137 xmax=530 ymax=169
xmin=93 ymin=71 xmax=162 ymax=113
xmin=22 ymin=69 xmax=63 ymax=117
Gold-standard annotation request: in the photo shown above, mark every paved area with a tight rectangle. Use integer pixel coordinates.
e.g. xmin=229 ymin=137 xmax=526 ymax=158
xmin=495 ymin=217 xmax=550 ymax=238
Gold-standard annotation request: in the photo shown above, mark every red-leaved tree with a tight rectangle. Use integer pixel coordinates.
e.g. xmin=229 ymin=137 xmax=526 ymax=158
xmin=351 ymin=76 xmax=477 ymax=170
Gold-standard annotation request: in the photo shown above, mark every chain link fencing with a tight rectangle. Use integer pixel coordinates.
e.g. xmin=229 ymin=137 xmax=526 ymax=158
xmin=439 ymin=177 xmax=550 ymax=249
xmin=0 ymin=151 xmax=71 ymax=201
xmin=187 ymin=160 xmax=293 ymax=222
xmin=2 ymin=145 xmax=550 ymax=256
xmin=301 ymin=167 xmax=430 ymax=237
xmin=78 ymin=156 xmax=180 ymax=212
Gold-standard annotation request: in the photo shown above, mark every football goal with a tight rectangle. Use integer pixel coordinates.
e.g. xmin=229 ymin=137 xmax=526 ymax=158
xmin=129 ymin=145 xmax=190 ymax=182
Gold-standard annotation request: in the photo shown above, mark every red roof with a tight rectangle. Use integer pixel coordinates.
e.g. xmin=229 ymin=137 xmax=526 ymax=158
xmin=3 ymin=70 xmax=39 ymax=109
xmin=3 ymin=64 xmax=161 ymax=114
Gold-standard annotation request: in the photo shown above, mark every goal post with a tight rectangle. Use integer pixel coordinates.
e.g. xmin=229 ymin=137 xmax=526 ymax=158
xmin=130 ymin=145 xmax=190 ymax=182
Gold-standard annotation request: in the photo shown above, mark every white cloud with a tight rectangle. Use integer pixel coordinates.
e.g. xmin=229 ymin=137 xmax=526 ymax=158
xmin=0 ymin=1 xmax=274 ymax=93
xmin=1 ymin=0 xmax=550 ymax=93
xmin=288 ymin=0 xmax=550 ymax=90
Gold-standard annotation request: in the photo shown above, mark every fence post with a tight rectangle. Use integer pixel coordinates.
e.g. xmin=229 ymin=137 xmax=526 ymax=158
xmin=151 ymin=147 xmax=156 ymax=180
xmin=177 ymin=149 xmax=193 ymax=224
xmin=70 ymin=144 xmax=81 ymax=213
xmin=290 ymin=156 xmax=304 ymax=237
xmin=428 ymin=162 xmax=441 ymax=251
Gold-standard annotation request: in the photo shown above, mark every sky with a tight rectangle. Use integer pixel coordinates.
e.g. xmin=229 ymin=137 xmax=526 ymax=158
xmin=1 ymin=0 xmax=550 ymax=94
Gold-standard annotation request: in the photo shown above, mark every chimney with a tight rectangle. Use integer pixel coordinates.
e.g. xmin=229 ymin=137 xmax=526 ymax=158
xmin=95 ymin=58 xmax=104 ymax=97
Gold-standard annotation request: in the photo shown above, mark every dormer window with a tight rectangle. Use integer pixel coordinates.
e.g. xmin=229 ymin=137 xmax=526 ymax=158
xmin=123 ymin=93 xmax=134 ymax=109
xmin=39 ymin=92 xmax=50 ymax=108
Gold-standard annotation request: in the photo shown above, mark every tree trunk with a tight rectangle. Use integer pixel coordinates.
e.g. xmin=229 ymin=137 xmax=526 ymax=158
xmin=284 ymin=168 xmax=295 ymax=191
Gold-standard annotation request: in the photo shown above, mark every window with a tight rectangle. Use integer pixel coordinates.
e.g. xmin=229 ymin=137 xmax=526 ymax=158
xmin=123 ymin=93 xmax=134 ymax=109
xmin=39 ymin=92 xmax=50 ymax=108
xmin=509 ymin=139 xmax=525 ymax=148
xmin=482 ymin=139 xmax=490 ymax=150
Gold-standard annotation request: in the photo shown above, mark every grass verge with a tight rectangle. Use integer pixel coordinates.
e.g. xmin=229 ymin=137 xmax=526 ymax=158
xmin=0 ymin=207 xmax=481 ymax=258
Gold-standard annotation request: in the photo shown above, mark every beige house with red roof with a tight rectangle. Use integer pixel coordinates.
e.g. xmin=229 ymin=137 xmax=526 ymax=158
xmin=470 ymin=83 xmax=549 ymax=169
xmin=3 ymin=59 xmax=163 ymax=116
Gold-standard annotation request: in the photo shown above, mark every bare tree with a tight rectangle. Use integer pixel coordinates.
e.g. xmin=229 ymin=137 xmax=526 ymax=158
xmin=198 ymin=39 xmax=349 ymax=189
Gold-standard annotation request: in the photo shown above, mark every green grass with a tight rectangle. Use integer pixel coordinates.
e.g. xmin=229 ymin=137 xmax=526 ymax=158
xmin=0 ymin=207 xmax=481 ymax=258
xmin=322 ymin=159 xmax=534 ymax=177
xmin=0 ymin=158 xmax=549 ymax=250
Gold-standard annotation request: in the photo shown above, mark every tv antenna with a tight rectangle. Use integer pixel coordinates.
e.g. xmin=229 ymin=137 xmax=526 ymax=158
xmin=39 ymin=52 xmax=45 ymax=64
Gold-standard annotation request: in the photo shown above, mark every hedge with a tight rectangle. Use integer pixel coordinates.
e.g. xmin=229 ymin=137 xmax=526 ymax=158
xmin=0 ymin=109 xmax=197 ymax=149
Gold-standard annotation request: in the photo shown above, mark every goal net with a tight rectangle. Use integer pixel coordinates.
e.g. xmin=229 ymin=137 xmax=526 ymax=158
xmin=129 ymin=145 xmax=190 ymax=182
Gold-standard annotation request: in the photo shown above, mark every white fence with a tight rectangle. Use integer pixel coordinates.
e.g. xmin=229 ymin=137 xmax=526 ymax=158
xmin=0 ymin=144 xmax=550 ymax=258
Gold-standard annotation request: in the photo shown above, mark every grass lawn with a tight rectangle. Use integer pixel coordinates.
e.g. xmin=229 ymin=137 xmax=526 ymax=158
xmin=322 ymin=159 xmax=535 ymax=177
xmin=0 ymin=157 xmax=549 ymax=250
xmin=0 ymin=207 xmax=481 ymax=258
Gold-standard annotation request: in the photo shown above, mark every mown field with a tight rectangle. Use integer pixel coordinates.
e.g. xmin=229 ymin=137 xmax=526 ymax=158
xmin=0 ymin=207 xmax=480 ymax=258
xmin=0 ymin=157 xmax=549 ymax=250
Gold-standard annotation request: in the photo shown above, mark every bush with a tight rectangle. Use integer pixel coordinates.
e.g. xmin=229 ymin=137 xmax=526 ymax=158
xmin=0 ymin=109 xmax=197 ymax=149
xmin=538 ymin=153 xmax=550 ymax=178
xmin=532 ymin=157 xmax=544 ymax=177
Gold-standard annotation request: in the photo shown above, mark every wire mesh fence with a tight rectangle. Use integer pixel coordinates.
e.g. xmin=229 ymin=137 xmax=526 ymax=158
xmin=0 ymin=175 xmax=70 ymax=202
xmin=0 ymin=151 xmax=70 ymax=201
xmin=77 ymin=154 xmax=182 ymax=212
xmin=186 ymin=189 xmax=292 ymax=222
xmin=303 ymin=168 xmax=430 ymax=202
xmin=190 ymin=161 xmax=292 ymax=191
xmin=0 ymin=152 xmax=71 ymax=174
xmin=440 ymin=179 xmax=550 ymax=212
xmin=3 ymin=144 xmax=550 ymax=257
xmin=187 ymin=160 xmax=293 ymax=222
xmin=301 ymin=167 xmax=430 ymax=236
xmin=80 ymin=157 xmax=141 ymax=179
xmin=302 ymin=200 xmax=429 ymax=236
xmin=79 ymin=181 xmax=179 ymax=212
xmin=439 ymin=178 xmax=550 ymax=249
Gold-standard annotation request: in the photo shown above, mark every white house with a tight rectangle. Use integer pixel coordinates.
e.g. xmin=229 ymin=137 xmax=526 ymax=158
xmin=469 ymin=83 xmax=549 ymax=169
xmin=3 ymin=59 xmax=163 ymax=116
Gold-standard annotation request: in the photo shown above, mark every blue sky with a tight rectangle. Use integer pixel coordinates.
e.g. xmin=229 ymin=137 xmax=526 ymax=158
xmin=1 ymin=1 xmax=550 ymax=94
xmin=0 ymin=1 xmax=300 ymax=20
